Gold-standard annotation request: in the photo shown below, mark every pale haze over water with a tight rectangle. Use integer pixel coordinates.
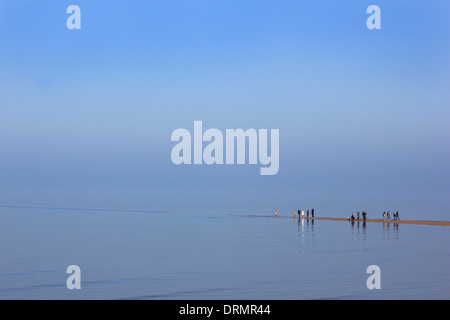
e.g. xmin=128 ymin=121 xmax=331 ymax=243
xmin=0 ymin=1 xmax=449 ymax=300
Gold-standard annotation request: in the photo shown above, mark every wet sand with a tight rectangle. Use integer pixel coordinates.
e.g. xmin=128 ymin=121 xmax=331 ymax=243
xmin=306 ymin=217 xmax=450 ymax=226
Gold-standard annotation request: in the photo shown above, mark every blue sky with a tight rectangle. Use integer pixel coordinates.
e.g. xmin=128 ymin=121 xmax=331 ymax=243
xmin=1 ymin=1 xmax=449 ymax=219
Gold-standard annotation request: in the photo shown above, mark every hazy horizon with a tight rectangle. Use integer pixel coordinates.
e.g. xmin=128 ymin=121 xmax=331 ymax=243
xmin=1 ymin=1 xmax=449 ymax=221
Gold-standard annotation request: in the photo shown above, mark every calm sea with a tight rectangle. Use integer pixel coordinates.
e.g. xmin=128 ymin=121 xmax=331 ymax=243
xmin=0 ymin=206 xmax=448 ymax=299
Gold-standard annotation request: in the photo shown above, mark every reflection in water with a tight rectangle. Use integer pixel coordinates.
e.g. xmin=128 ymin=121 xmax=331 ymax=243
xmin=383 ymin=221 xmax=400 ymax=238
xmin=348 ymin=220 xmax=400 ymax=239
xmin=349 ymin=220 xmax=368 ymax=240
xmin=349 ymin=220 xmax=367 ymax=231
xmin=297 ymin=218 xmax=314 ymax=233
xmin=297 ymin=218 xmax=314 ymax=250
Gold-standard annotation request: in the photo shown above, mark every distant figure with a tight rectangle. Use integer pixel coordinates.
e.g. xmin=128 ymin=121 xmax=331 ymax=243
xmin=275 ymin=210 xmax=278 ymax=217
xmin=298 ymin=209 xmax=301 ymax=216
xmin=357 ymin=211 xmax=360 ymax=220
xmin=293 ymin=211 xmax=296 ymax=217
xmin=301 ymin=210 xmax=305 ymax=217
xmin=383 ymin=211 xmax=386 ymax=220
xmin=306 ymin=210 xmax=309 ymax=218
xmin=351 ymin=212 xmax=355 ymax=221
xmin=311 ymin=208 xmax=314 ymax=218
xmin=387 ymin=211 xmax=391 ymax=220
xmin=393 ymin=211 xmax=400 ymax=221
xmin=362 ymin=211 xmax=367 ymax=221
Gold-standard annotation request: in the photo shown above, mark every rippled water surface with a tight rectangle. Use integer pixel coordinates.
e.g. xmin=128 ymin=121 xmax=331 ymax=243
xmin=0 ymin=207 xmax=449 ymax=299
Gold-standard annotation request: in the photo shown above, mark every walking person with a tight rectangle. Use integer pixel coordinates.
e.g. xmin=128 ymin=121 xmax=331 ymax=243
xmin=362 ymin=210 xmax=367 ymax=221
xmin=393 ymin=211 xmax=398 ymax=221
xmin=396 ymin=211 xmax=400 ymax=220
xmin=311 ymin=208 xmax=314 ymax=218
xmin=357 ymin=211 xmax=360 ymax=220
xmin=383 ymin=211 xmax=386 ymax=221
xmin=306 ymin=210 xmax=309 ymax=218
xmin=387 ymin=211 xmax=390 ymax=220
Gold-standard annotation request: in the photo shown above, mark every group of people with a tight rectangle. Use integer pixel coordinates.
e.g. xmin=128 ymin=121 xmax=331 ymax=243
xmin=383 ymin=211 xmax=400 ymax=221
xmin=274 ymin=208 xmax=315 ymax=218
xmin=295 ymin=208 xmax=314 ymax=218
xmin=348 ymin=210 xmax=400 ymax=221
xmin=349 ymin=211 xmax=368 ymax=221
xmin=274 ymin=209 xmax=400 ymax=222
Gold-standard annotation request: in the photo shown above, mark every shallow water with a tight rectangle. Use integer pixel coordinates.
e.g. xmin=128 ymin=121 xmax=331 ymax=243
xmin=0 ymin=207 xmax=448 ymax=299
